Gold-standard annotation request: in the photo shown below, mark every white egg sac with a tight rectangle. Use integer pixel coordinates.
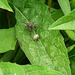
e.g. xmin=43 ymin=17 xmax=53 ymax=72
xmin=33 ymin=34 xmax=39 ymax=41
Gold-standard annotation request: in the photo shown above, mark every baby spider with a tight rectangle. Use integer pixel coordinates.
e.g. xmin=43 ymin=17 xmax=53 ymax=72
xmin=25 ymin=22 xmax=39 ymax=41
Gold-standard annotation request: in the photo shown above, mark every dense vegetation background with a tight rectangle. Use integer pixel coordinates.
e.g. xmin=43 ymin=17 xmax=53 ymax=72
xmin=0 ymin=0 xmax=75 ymax=75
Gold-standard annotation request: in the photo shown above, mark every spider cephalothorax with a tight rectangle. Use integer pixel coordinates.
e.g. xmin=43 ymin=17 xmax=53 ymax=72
xmin=26 ymin=22 xmax=35 ymax=32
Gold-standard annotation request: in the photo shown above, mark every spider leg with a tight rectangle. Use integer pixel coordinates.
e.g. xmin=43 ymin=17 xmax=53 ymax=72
xmin=33 ymin=28 xmax=35 ymax=31
xmin=29 ymin=28 xmax=32 ymax=35
xmin=34 ymin=24 xmax=39 ymax=28
xmin=22 ymin=22 xmax=27 ymax=26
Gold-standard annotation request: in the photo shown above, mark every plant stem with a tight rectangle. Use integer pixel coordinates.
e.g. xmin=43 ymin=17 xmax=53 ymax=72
xmin=48 ymin=0 xmax=52 ymax=12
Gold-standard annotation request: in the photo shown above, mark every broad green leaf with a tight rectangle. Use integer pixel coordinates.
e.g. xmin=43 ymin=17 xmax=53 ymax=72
xmin=49 ymin=20 xmax=75 ymax=30
xmin=9 ymin=0 xmax=71 ymax=75
xmin=50 ymin=8 xmax=57 ymax=13
xmin=66 ymin=30 xmax=75 ymax=41
xmin=58 ymin=0 xmax=71 ymax=15
xmin=0 ymin=68 xmax=3 ymax=75
xmin=9 ymin=0 xmax=54 ymax=69
xmin=51 ymin=9 xmax=64 ymax=21
xmin=0 ymin=62 xmax=25 ymax=75
xmin=70 ymin=0 xmax=75 ymax=10
xmin=0 ymin=27 xmax=17 ymax=53
xmin=0 ymin=0 xmax=13 ymax=12
xmin=0 ymin=42 xmax=19 ymax=62
xmin=39 ymin=0 xmax=45 ymax=3
xmin=0 ymin=50 xmax=15 ymax=62
xmin=69 ymin=47 xmax=75 ymax=75
xmin=48 ymin=9 xmax=75 ymax=30
xmin=13 ymin=48 xmax=28 ymax=65
xmin=22 ymin=65 xmax=63 ymax=75
xmin=68 ymin=47 xmax=75 ymax=58
xmin=70 ymin=56 xmax=75 ymax=75
xmin=67 ymin=44 xmax=75 ymax=52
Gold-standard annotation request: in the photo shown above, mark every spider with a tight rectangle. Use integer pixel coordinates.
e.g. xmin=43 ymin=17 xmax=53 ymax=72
xmin=24 ymin=22 xmax=39 ymax=41
xmin=26 ymin=22 xmax=36 ymax=34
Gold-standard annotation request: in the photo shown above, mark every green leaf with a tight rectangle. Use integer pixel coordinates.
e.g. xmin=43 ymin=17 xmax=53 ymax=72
xmin=0 ymin=62 xmax=25 ymax=75
xmin=22 ymin=65 xmax=63 ymax=75
xmin=70 ymin=0 xmax=75 ymax=10
xmin=51 ymin=9 xmax=64 ymax=21
xmin=48 ymin=9 xmax=75 ymax=30
xmin=68 ymin=47 xmax=75 ymax=58
xmin=0 ymin=0 xmax=13 ymax=12
xmin=9 ymin=0 xmax=71 ymax=75
xmin=39 ymin=0 xmax=45 ymax=3
xmin=0 ymin=42 xmax=19 ymax=62
xmin=0 ymin=27 xmax=17 ymax=53
xmin=70 ymin=56 xmax=75 ymax=75
xmin=0 ymin=50 xmax=14 ymax=62
xmin=10 ymin=0 xmax=54 ymax=69
xmin=13 ymin=48 xmax=28 ymax=65
xmin=69 ymin=47 xmax=75 ymax=75
xmin=0 ymin=62 xmax=63 ymax=75
xmin=0 ymin=68 xmax=3 ymax=75
xmin=50 ymin=8 xmax=57 ymax=13
xmin=66 ymin=30 xmax=75 ymax=41
xmin=67 ymin=44 xmax=75 ymax=52
xmin=58 ymin=0 xmax=71 ymax=15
